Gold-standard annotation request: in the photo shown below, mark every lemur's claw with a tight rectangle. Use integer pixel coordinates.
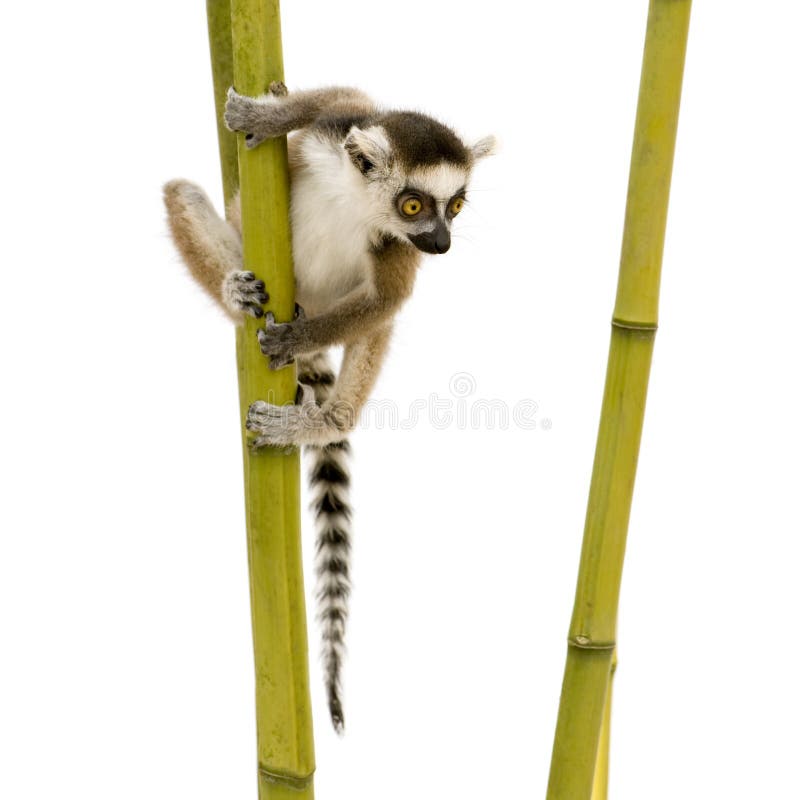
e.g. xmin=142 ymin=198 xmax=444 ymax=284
xmin=222 ymin=270 xmax=269 ymax=318
xmin=294 ymin=303 xmax=306 ymax=321
xmin=257 ymin=311 xmax=302 ymax=367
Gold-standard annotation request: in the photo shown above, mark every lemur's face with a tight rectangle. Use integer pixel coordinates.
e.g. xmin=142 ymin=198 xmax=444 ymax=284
xmin=392 ymin=163 xmax=470 ymax=255
xmin=343 ymin=120 xmax=495 ymax=254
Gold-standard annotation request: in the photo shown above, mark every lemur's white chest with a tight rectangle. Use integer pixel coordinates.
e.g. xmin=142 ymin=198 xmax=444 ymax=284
xmin=289 ymin=134 xmax=376 ymax=314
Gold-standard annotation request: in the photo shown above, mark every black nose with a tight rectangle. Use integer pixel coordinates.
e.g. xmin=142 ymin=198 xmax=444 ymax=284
xmin=409 ymin=226 xmax=451 ymax=255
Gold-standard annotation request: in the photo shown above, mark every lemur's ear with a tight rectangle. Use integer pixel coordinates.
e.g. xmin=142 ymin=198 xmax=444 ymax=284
xmin=344 ymin=126 xmax=393 ymax=177
xmin=470 ymin=135 xmax=497 ymax=161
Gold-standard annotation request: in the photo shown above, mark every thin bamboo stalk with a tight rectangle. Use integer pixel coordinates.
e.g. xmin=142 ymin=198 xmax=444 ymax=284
xmin=206 ymin=2 xmax=315 ymax=798
xmin=546 ymin=3 xmax=691 ymax=798
xmin=590 ymin=651 xmax=617 ymax=800
xmin=207 ymin=0 xmax=238 ymax=208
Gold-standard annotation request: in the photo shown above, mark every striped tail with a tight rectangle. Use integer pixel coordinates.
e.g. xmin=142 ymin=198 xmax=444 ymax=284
xmin=309 ymin=440 xmax=352 ymax=734
xmin=298 ymin=352 xmax=353 ymax=734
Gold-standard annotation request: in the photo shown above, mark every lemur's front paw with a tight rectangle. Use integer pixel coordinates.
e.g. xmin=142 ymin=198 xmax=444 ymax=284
xmin=257 ymin=311 xmax=305 ymax=370
xmin=246 ymin=383 xmax=319 ymax=448
xmin=222 ymin=270 xmax=269 ymax=318
xmin=224 ymin=84 xmax=288 ymax=149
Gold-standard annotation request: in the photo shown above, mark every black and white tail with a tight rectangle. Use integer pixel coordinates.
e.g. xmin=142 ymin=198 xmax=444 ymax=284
xmin=298 ymin=353 xmax=353 ymax=734
xmin=309 ymin=439 xmax=352 ymax=734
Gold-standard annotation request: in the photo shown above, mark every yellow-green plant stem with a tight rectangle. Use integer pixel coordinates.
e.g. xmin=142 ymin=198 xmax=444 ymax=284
xmin=546 ymin=3 xmax=691 ymax=798
xmin=206 ymin=1 xmax=315 ymax=798
xmin=590 ymin=651 xmax=616 ymax=800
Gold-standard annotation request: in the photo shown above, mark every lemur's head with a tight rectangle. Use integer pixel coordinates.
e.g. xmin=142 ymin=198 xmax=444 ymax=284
xmin=343 ymin=112 xmax=495 ymax=254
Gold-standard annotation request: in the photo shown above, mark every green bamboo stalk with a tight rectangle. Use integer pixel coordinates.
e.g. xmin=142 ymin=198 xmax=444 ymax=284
xmin=546 ymin=3 xmax=691 ymax=798
xmin=590 ymin=651 xmax=616 ymax=800
xmin=206 ymin=2 xmax=315 ymax=798
xmin=207 ymin=0 xmax=238 ymax=207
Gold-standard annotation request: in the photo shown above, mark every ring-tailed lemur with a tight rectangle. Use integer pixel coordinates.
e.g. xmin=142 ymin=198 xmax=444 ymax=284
xmin=164 ymin=84 xmax=494 ymax=733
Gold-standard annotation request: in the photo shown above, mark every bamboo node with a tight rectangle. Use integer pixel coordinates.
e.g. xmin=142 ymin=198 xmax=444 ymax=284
xmin=258 ymin=764 xmax=316 ymax=792
xmin=611 ymin=317 xmax=659 ymax=332
xmin=568 ymin=635 xmax=616 ymax=651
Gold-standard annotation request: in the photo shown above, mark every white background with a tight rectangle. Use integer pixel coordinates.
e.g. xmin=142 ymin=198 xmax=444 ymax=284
xmin=1 ymin=1 xmax=798 ymax=798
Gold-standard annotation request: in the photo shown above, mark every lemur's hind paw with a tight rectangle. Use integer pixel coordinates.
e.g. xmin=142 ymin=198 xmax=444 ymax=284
xmin=224 ymin=85 xmax=288 ymax=149
xmin=246 ymin=384 xmax=319 ymax=448
xmin=257 ymin=311 xmax=304 ymax=369
xmin=222 ymin=270 xmax=269 ymax=318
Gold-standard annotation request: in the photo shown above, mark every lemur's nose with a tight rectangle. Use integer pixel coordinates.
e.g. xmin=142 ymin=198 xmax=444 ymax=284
xmin=434 ymin=228 xmax=451 ymax=253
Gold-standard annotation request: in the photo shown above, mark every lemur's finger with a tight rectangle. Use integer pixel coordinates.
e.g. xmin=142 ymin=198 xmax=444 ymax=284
xmin=245 ymin=132 xmax=267 ymax=149
xmin=244 ymin=303 xmax=265 ymax=319
xmin=233 ymin=272 xmax=268 ymax=305
xmin=257 ymin=330 xmax=287 ymax=356
xmin=246 ymin=400 xmax=271 ymax=427
xmin=257 ymin=327 xmax=281 ymax=355
xmin=241 ymin=285 xmax=268 ymax=305
xmin=256 ymin=328 xmax=270 ymax=352
xmin=269 ymin=80 xmax=289 ymax=97
xmin=269 ymin=355 xmax=295 ymax=371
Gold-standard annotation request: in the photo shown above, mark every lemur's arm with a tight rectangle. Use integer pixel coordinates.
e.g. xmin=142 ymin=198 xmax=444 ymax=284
xmin=225 ymin=83 xmax=374 ymax=148
xmin=257 ymin=240 xmax=420 ymax=369
xmin=258 ymin=287 xmax=393 ymax=367
xmin=248 ymin=323 xmax=394 ymax=448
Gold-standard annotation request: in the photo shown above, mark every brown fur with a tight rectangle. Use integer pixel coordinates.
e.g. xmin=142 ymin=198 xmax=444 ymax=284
xmin=287 ymin=239 xmax=419 ymax=350
xmin=163 ymin=181 xmax=242 ymax=319
xmin=325 ymin=324 xmax=394 ymax=432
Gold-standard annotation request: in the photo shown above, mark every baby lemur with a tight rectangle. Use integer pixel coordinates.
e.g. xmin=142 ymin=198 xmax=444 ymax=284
xmin=164 ymin=84 xmax=494 ymax=733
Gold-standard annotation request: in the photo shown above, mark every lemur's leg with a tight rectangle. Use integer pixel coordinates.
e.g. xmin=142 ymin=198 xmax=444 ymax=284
xmin=163 ymin=181 xmax=268 ymax=320
xmin=225 ymin=84 xmax=375 ymax=148
xmin=296 ymin=351 xmax=336 ymax=405
xmin=247 ymin=324 xmax=393 ymax=448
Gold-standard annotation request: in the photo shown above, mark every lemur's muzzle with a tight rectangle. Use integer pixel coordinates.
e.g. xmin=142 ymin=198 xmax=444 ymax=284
xmin=409 ymin=224 xmax=451 ymax=255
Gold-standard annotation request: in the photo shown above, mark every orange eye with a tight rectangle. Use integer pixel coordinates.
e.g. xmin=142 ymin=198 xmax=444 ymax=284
xmin=401 ymin=197 xmax=423 ymax=216
xmin=450 ymin=197 xmax=465 ymax=216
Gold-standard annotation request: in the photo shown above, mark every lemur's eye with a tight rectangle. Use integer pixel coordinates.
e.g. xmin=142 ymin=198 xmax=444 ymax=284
xmin=449 ymin=197 xmax=465 ymax=216
xmin=401 ymin=197 xmax=423 ymax=216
